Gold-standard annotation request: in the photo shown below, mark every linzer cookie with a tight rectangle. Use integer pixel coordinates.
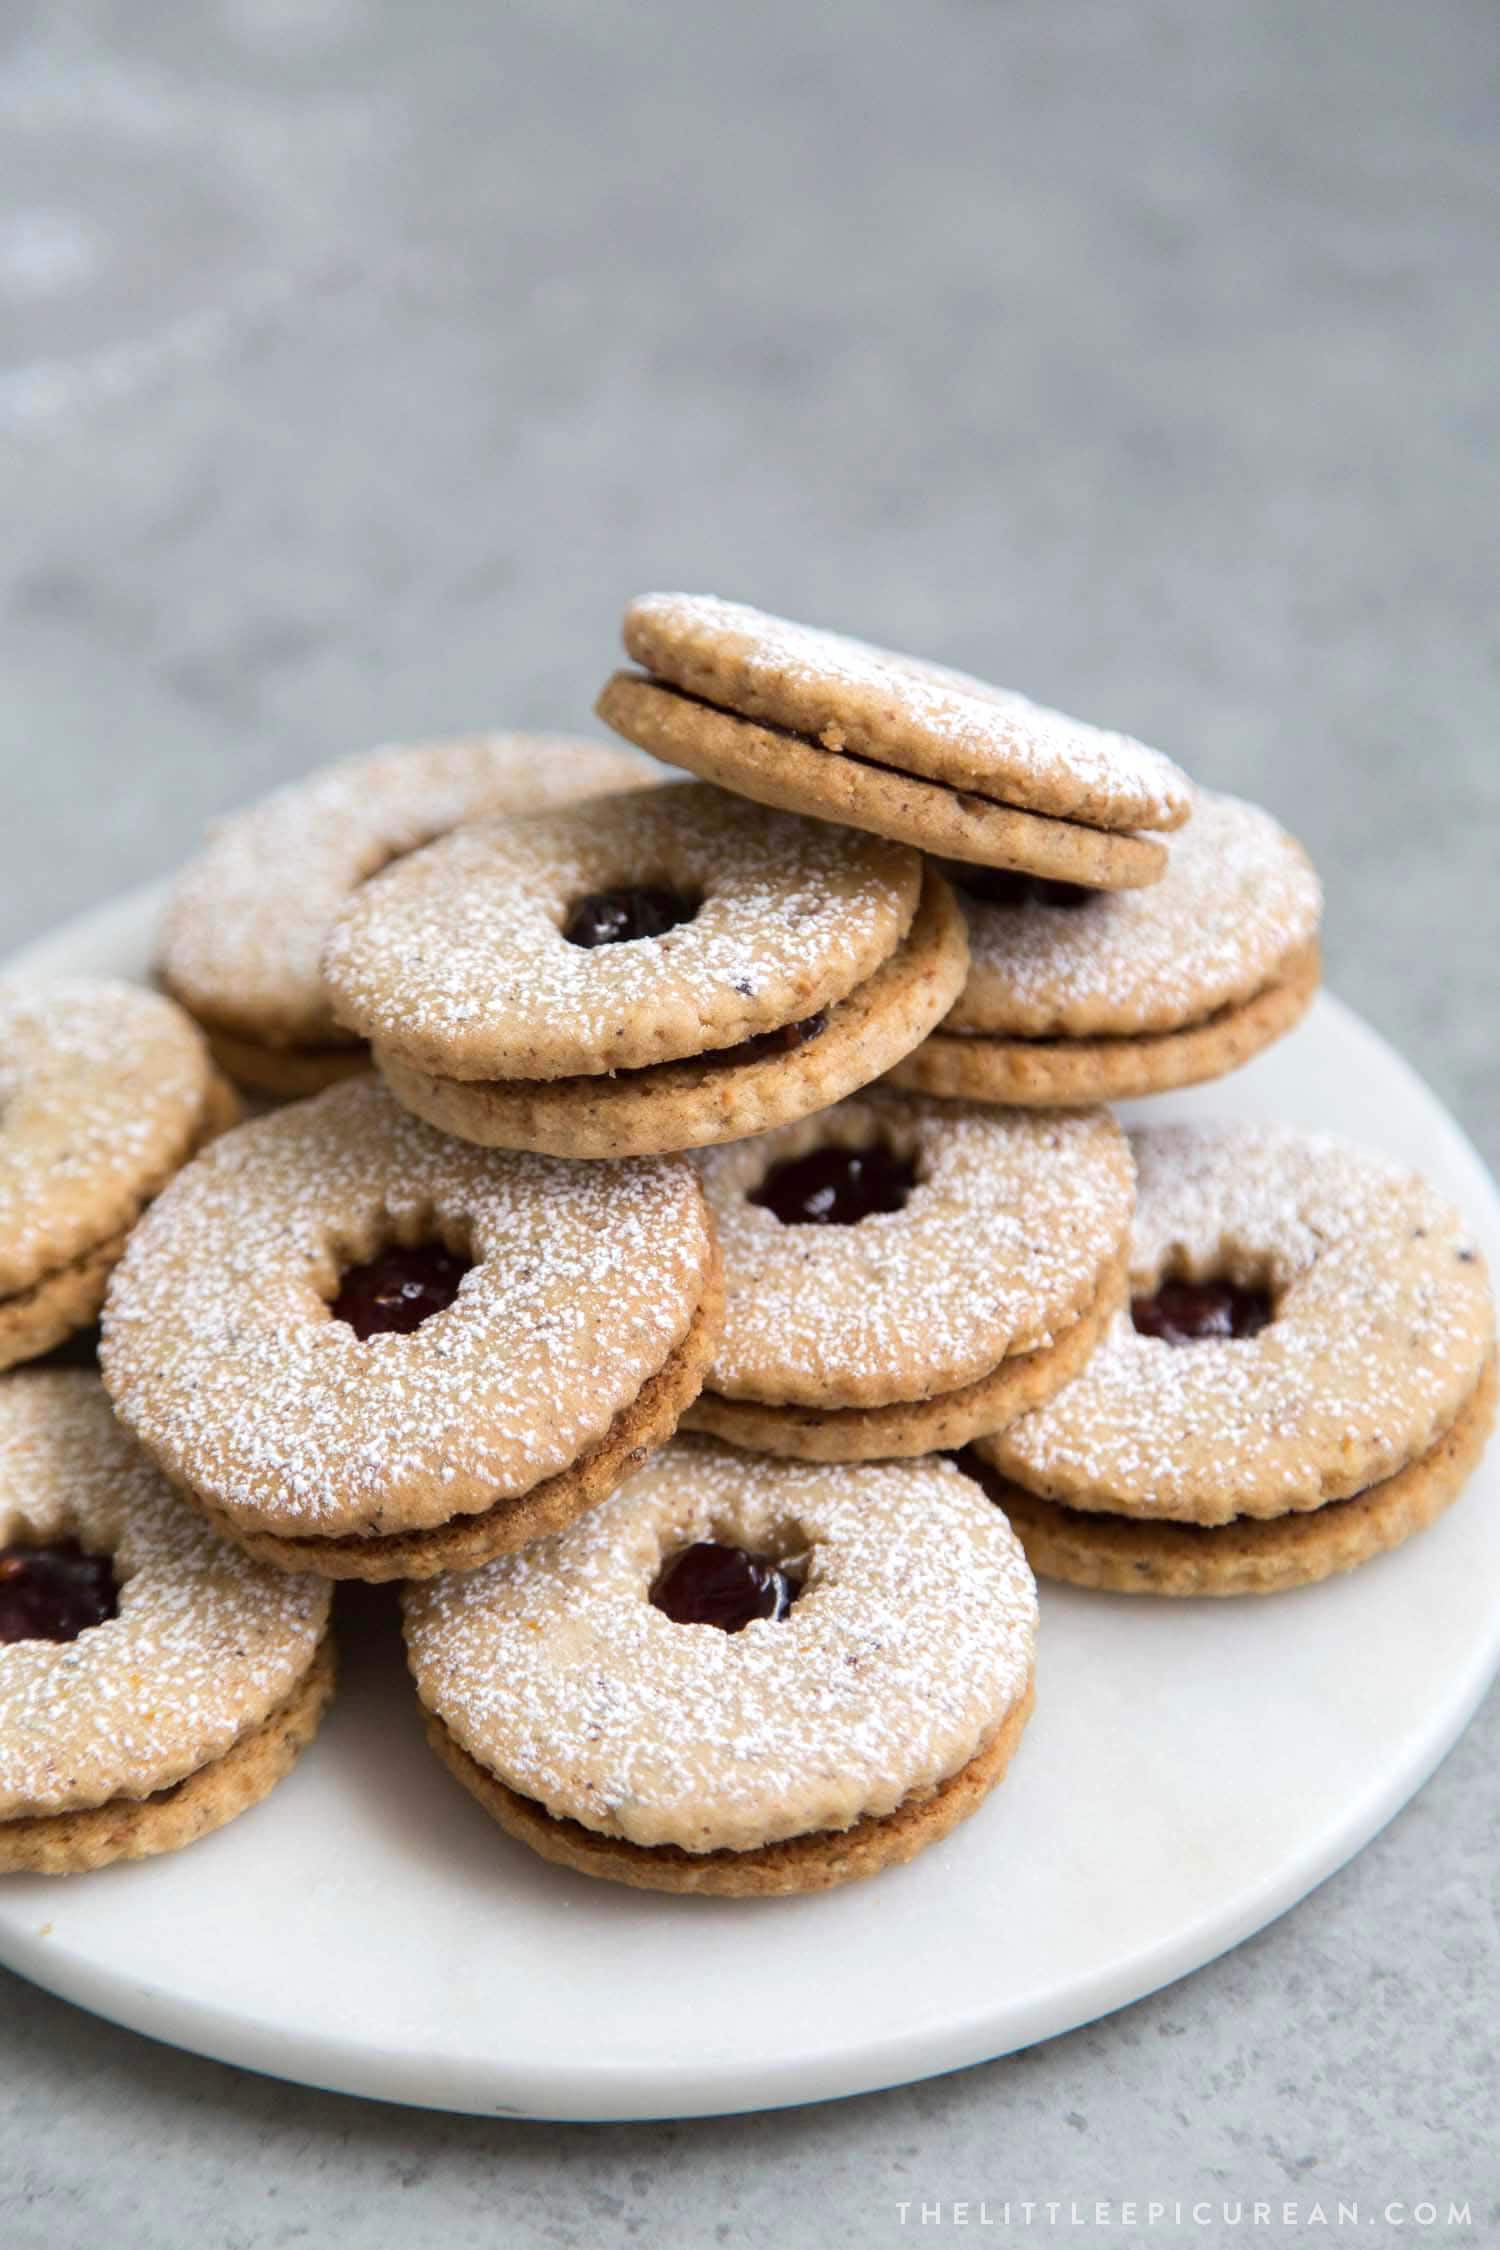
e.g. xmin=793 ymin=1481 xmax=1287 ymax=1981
xmin=159 ymin=731 xmax=653 ymax=1098
xmin=597 ymin=594 xmax=1193 ymax=884
xmin=0 ymin=980 xmax=240 ymax=1374
xmin=890 ymin=792 xmax=1322 ymax=1107
xmin=685 ymin=1092 xmax=1132 ymax=1459
xmin=403 ymin=1438 xmax=1037 ymax=1895
xmin=99 ymin=1079 xmax=720 ymax=1581
xmin=970 ymin=1123 xmax=1496 ymax=1596
xmin=322 ymin=781 xmax=968 ymax=1158
xmin=0 ymin=1372 xmax=333 ymax=1875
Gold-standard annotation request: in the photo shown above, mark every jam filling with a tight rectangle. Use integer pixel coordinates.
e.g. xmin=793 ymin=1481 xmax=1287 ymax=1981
xmin=710 ymin=1011 xmax=828 ymax=1069
xmin=650 ymin=1542 xmax=800 ymax=1632
xmin=751 ymin=1142 xmax=915 ymax=1225
xmin=0 ymin=1540 xmax=118 ymax=1644
xmin=943 ymin=863 xmax=1094 ymax=910
xmin=1131 ymin=1278 xmax=1273 ymax=1344
xmin=564 ymin=886 xmax=699 ymax=948
xmin=332 ymin=1244 xmax=472 ymax=1339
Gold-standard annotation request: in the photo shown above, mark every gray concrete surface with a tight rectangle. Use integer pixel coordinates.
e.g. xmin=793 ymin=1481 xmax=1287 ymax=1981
xmin=1 ymin=1 xmax=1496 ymax=2244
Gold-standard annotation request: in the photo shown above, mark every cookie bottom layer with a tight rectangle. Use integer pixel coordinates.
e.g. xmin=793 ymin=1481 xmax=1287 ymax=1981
xmin=0 ymin=1070 xmax=242 ymax=1374
xmin=685 ymin=1246 xmax=1126 ymax=1461
xmin=200 ymin=1023 xmax=371 ymax=1100
xmin=423 ymin=1672 xmax=1035 ymax=1896
xmin=374 ymin=867 xmax=969 ymax=1158
xmin=190 ymin=1252 xmax=724 ymax=1581
xmin=980 ymin=1353 xmax=1496 ymax=1596
xmin=0 ymin=1631 xmax=336 ymax=1876
xmin=598 ymin=673 xmax=1166 ymax=889
xmin=888 ymin=943 xmax=1322 ymax=1107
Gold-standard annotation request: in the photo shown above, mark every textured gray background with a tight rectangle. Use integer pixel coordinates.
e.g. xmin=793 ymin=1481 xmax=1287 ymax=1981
xmin=2 ymin=1 xmax=1496 ymax=2245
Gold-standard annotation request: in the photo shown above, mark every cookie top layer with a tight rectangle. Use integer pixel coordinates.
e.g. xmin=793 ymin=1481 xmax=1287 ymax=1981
xmin=0 ymin=1372 xmax=329 ymax=1818
xmin=621 ymin=595 xmax=1194 ymax=833
xmin=159 ymin=732 xmax=653 ymax=1050
xmin=985 ymin=1123 xmax=1495 ymax=1520
xmin=0 ymin=979 xmax=221 ymax=1299
xmin=947 ymin=792 xmax=1322 ymax=1038
xmin=696 ymin=1092 xmax=1134 ymax=1408
xmin=403 ymin=1438 xmax=1037 ymax=1854
xmin=101 ymin=1079 xmax=714 ymax=1539
xmin=323 ymin=781 xmax=922 ymax=1081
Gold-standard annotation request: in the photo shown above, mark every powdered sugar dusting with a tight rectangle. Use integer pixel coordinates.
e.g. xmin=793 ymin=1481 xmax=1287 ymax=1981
xmin=0 ymin=1371 xmax=329 ymax=1818
xmin=159 ymin=733 xmax=654 ymax=1047
xmin=988 ymin=1123 xmax=1495 ymax=1519
xmin=697 ymin=1092 xmax=1134 ymax=1408
xmin=624 ymin=594 xmax=1195 ymax=831
xmin=323 ymin=781 xmax=920 ymax=1081
xmin=404 ymin=1438 xmax=1037 ymax=1853
xmin=101 ymin=1079 xmax=712 ymax=1539
xmin=0 ymin=978 xmax=212 ymax=1298
xmin=950 ymin=793 xmax=1322 ymax=1037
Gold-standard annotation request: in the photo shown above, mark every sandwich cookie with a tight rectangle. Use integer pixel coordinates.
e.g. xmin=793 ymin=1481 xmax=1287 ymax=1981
xmin=0 ymin=980 xmax=240 ymax=1374
xmin=323 ymin=781 xmax=968 ymax=1159
xmin=685 ymin=1092 xmax=1133 ymax=1459
xmin=970 ymin=1123 xmax=1495 ymax=1595
xmin=0 ymin=1372 xmax=332 ymax=1875
xmin=598 ymin=594 xmax=1193 ymax=885
xmin=100 ymin=1079 xmax=720 ymax=1580
xmin=403 ymin=1439 xmax=1038 ymax=1895
xmin=159 ymin=732 xmax=653 ymax=1098
xmin=890 ymin=792 xmax=1321 ymax=1106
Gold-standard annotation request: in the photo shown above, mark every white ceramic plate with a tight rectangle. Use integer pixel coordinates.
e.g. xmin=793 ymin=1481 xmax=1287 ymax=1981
xmin=2 ymin=887 xmax=1497 ymax=2121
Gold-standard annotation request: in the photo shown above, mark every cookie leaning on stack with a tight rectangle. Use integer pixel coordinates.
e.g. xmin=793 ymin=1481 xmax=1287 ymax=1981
xmin=598 ymin=594 xmax=1194 ymax=883
xmin=323 ymin=781 xmax=969 ymax=1158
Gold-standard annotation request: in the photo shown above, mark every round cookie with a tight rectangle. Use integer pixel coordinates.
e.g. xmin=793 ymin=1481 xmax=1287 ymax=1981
xmin=324 ymin=781 xmax=970 ymax=1158
xmin=0 ymin=980 xmax=240 ymax=1374
xmin=598 ymin=593 xmax=1193 ymax=881
xmin=967 ymin=1353 xmax=1497 ymax=1597
xmin=889 ymin=793 xmax=1323 ymax=1107
xmin=683 ymin=1093 xmax=1133 ymax=1459
xmin=0 ymin=1371 xmax=333 ymax=1875
xmin=973 ymin=1123 xmax=1495 ymax=1594
xmin=403 ymin=1439 xmax=1038 ymax=1894
xmin=99 ymin=1079 xmax=721 ymax=1581
xmin=159 ymin=731 xmax=654 ymax=1097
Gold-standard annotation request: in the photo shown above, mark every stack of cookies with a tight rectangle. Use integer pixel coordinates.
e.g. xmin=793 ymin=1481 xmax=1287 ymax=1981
xmin=0 ymin=596 xmax=1492 ymax=1902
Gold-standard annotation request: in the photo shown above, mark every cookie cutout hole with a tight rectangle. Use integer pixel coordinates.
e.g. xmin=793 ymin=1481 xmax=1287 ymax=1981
xmin=942 ymin=863 xmax=1095 ymax=911
xmin=331 ymin=1242 xmax=473 ymax=1339
xmin=1131 ymin=1273 xmax=1274 ymax=1345
xmin=563 ymin=885 xmax=701 ymax=948
xmin=0 ymin=1537 xmax=118 ymax=1644
xmin=650 ymin=1542 xmax=804 ymax=1633
xmin=750 ymin=1140 xmax=915 ymax=1225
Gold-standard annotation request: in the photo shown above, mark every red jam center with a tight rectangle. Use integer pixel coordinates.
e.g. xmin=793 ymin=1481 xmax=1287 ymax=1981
xmin=712 ymin=1011 xmax=829 ymax=1069
xmin=564 ymin=886 xmax=699 ymax=947
xmin=0 ymin=1540 xmax=118 ymax=1644
xmin=650 ymin=1542 xmax=799 ymax=1632
xmin=946 ymin=864 xmax=1094 ymax=909
xmin=750 ymin=1142 xmax=915 ymax=1225
xmin=331 ymin=1245 xmax=471 ymax=1339
xmin=1131 ymin=1278 xmax=1273 ymax=1344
